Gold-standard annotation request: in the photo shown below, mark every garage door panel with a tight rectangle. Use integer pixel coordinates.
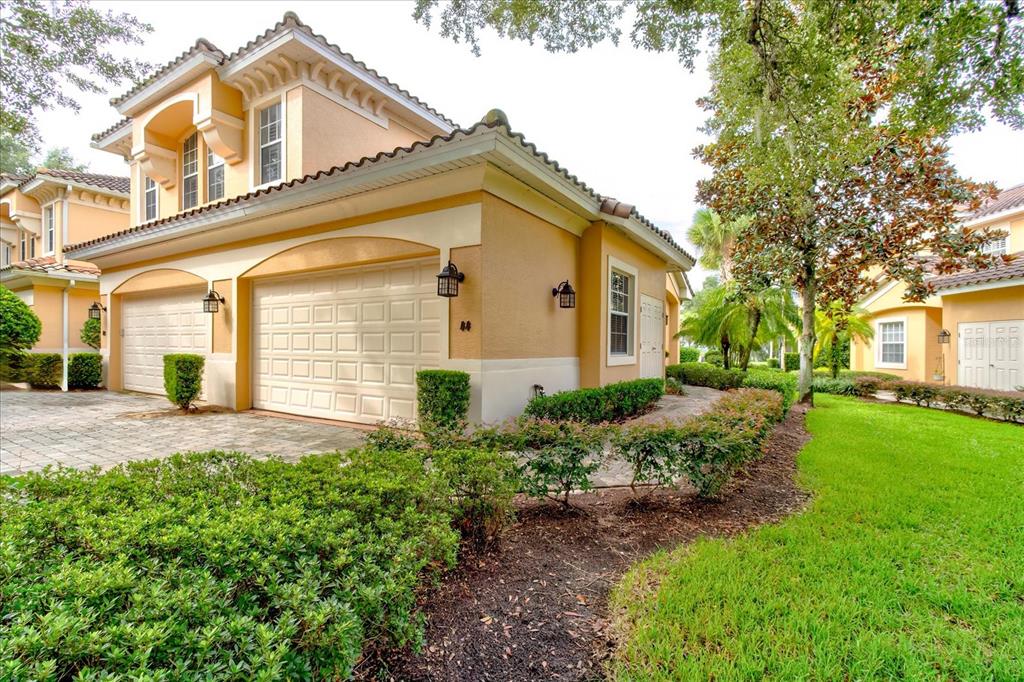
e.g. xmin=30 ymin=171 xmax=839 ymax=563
xmin=253 ymin=258 xmax=440 ymax=424
xmin=122 ymin=288 xmax=209 ymax=395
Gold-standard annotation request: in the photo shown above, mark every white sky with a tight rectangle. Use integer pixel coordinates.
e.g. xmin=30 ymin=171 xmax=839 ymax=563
xmin=34 ymin=0 xmax=1024 ymax=290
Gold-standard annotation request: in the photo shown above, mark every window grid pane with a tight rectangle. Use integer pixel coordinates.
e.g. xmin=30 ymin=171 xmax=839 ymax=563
xmin=981 ymin=237 xmax=1007 ymax=256
xmin=259 ymin=103 xmax=282 ymax=185
xmin=182 ymin=133 xmax=199 ymax=209
xmin=144 ymin=176 xmax=157 ymax=221
xmin=609 ymin=269 xmax=633 ymax=356
xmin=207 ymin=147 xmax=225 ymax=201
xmin=879 ymin=321 xmax=905 ymax=364
xmin=45 ymin=206 xmax=54 ymax=252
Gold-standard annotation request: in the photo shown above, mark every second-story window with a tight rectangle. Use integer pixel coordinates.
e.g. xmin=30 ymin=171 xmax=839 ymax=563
xmin=207 ymin=147 xmax=225 ymax=201
xmin=19 ymin=232 xmax=27 ymax=261
xmin=259 ymin=102 xmax=282 ymax=185
xmin=182 ymin=132 xmax=199 ymax=210
xmin=144 ymin=176 xmax=158 ymax=221
xmin=981 ymin=236 xmax=1007 ymax=256
xmin=44 ymin=205 xmax=55 ymax=254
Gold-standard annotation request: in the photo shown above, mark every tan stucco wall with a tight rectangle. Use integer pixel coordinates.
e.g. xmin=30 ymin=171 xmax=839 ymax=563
xmin=212 ymin=278 xmax=232 ymax=354
xmin=480 ymin=194 xmax=578 ymax=360
xmin=243 ymin=236 xmax=437 ymax=279
xmin=112 ymin=268 xmax=207 ymax=295
xmin=852 ymin=306 xmax=945 ymax=383
xmin=24 ymin=284 xmax=99 ymax=353
xmin=67 ymin=201 xmax=129 ymax=245
xmin=449 ymin=244 xmax=482 ymax=359
xmin=941 ymin=285 xmax=1024 ymax=383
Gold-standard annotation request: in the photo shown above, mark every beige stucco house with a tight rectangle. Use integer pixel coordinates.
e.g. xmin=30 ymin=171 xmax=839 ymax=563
xmin=68 ymin=13 xmax=693 ymax=423
xmin=851 ymin=184 xmax=1024 ymax=391
xmin=1 ymin=170 xmax=130 ymax=384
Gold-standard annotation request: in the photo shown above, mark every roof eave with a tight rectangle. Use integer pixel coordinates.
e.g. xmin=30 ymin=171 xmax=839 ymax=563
xmin=21 ymin=176 xmax=129 ymax=200
xmin=934 ymin=275 xmax=1024 ymax=296
xmin=115 ymin=52 xmax=222 ymax=116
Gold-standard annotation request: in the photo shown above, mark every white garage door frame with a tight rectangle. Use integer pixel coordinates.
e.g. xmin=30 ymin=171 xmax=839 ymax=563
xmin=121 ymin=287 xmax=211 ymax=395
xmin=251 ymin=257 xmax=442 ymax=425
xmin=957 ymin=319 xmax=1024 ymax=391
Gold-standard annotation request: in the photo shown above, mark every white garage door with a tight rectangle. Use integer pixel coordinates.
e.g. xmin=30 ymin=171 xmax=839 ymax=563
xmin=958 ymin=320 xmax=1024 ymax=391
xmin=252 ymin=258 xmax=442 ymax=424
xmin=122 ymin=288 xmax=209 ymax=394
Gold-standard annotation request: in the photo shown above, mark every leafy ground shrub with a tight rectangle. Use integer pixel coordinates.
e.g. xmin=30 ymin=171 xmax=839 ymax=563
xmin=365 ymin=420 xmax=421 ymax=452
xmin=704 ymin=350 xmax=724 ymax=366
xmin=612 ymin=421 xmax=686 ymax=496
xmin=68 ymin=353 xmax=102 ymax=389
xmin=667 ymin=362 xmax=745 ymax=390
xmin=812 ymin=376 xmax=858 ymax=396
xmin=679 ymin=346 xmax=701 ymax=363
xmin=524 ymin=378 xmax=663 ymax=423
xmin=0 ymin=449 xmax=458 ymax=680
xmin=431 ymin=448 xmax=519 ymax=546
xmin=665 ymin=377 xmax=687 ymax=395
xmin=784 ymin=351 xmax=800 ymax=370
xmin=766 ymin=357 xmax=780 ymax=368
xmin=28 ymin=353 xmax=62 ymax=388
xmin=846 ymin=378 xmax=1022 ymax=424
xmin=417 ymin=369 xmax=471 ymax=431
xmin=851 ymin=375 xmax=884 ymax=397
xmin=892 ymin=381 xmax=941 ymax=407
xmin=743 ymin=369 xmax=797 ymax=409
xmin=80 ymin=316 xmax=101 ymax=350
xmin=0 ymin=285 xmax=41 ymax=382
xmin=163 ymin=353 xmax=204 ymax=410
xmin=808 ymin=368 xmax=900 ymax=381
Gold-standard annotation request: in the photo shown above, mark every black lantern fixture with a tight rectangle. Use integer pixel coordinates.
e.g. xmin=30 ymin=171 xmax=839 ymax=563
xmin=552 ymin=280 xmax=576 ymax=309
xmin=202 ymin=289 xmax=225 ymax=314
xmin=436 ymin=261 xmax=465 ymax=298
xmin=88 ymin=302 xmax=106 ymax=320
xmin=937 ymin=329 xmax=951 ymax=344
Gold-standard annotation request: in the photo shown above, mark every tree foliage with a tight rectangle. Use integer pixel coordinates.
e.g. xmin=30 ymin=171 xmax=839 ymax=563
xmin=0 ymin=131 xmax=33 ymax=175
xmin=42 ymin=146 xmax=89 ymax=172
xmin=0 ymin=0 xmax=151 ymax=143
xmin=814 ymin=302 xmax=873 ymax=379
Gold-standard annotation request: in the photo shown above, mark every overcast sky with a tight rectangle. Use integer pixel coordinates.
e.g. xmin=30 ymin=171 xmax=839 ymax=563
xmin=34 ymin=0 xmax=1024 ymax=289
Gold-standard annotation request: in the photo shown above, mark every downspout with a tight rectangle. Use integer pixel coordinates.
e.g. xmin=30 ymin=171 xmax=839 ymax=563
xmin=62 ymin=279 xmax=73 ymax=391
xmin=60 ymin=187 xmax=72 ymax=392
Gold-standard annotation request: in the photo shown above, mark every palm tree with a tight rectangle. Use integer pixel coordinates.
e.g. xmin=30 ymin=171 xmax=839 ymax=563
xmin=686 ymin=208 xmax=750 ymax=280
xmin=814 ymin=302 xmax=874 ymax=378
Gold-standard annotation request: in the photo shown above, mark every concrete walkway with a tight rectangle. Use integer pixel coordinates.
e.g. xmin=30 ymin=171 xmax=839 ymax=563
xmin=0 ymin=389 xmax=367 ymax=475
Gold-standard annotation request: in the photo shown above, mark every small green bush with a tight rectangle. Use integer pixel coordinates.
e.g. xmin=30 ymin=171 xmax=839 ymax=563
xmin=667 ymin=362 xmax=745 ymax=390
xmin=704 ymin=350 xmax=724 ymax=366
xmin=892 ymin=381 xmax=941 ymax=407
xmin=163 ymin=353 xmax=204 ymax=411
xmin=417 ymin=369 xmax=471 ymax=431
xmin=29 ymin=353 xmax=62 ymax=388
xmin=365 ymin=420 xmax=421 ymax=452
xmin=812 ymin=376 xmax=858 ymax=396
xmin=784 ymin=351 xmax=801 ymax=370
xmin=679 ymin=346 xmax=701 ymax=363
xmin=851 ymin=375 xmax=884 ymax=397
xmin=431 ymin=448 xmax=519 ymax=546
xmin=742 ymin=369 xmax=797 ymax=409
xmin=524 ymin=378 xmax=664 ymax=423
xmin=612 ymin=421 xmax=686 ymax=495
xmin=0 ymin=286 xmax=42 ymax=382
xmin=766 ymin=357 xmax=780 ymax=369
xmin=80 ymin=316 xmax=101 ymax=350
xmin=68 ymin=353 xmax=102 ymax=389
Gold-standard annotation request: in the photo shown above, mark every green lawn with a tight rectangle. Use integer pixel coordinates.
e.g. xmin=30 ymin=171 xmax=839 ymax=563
xmin=610 ymin=395 xmax=1024 ymax=681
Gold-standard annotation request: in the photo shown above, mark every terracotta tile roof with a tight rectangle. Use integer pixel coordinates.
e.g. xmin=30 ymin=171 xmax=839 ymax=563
xmin=1 ymin=172 xmax=31 ymax=185
xmin=65 ymin=113 xmax=693 ymax=264
xmin=91 ymin=117 xmax=132 ymax=142
xmin=0 ymin=256 xmax=100 ymax=276
xmin=970 ymin=182 xmax=1024 ymax=219
xmin=111 ymin=39 xmax=226 ymax=107
xmin=929 ymin=252 xmax=1024 ymax=291
xmin=25 ymin=169 xmax=130 ymax=195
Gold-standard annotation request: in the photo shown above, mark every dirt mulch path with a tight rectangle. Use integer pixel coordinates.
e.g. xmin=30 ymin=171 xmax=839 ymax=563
xmin=372 ymin=405 xmax=812 ymax=681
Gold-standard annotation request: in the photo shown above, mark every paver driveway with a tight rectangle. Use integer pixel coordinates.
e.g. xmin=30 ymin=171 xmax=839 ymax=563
xmin=0 ymin=389 xmax=367 ymax=475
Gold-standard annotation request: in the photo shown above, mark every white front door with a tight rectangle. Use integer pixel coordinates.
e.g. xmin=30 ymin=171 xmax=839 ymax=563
xmin=251 ymin=258 xmax=442 ymax=425
xmin=122 ymin=288 xmax=209 ymax=395
xmin=958 ymin=320 xmax=1024 ymax=391
xmin=639 ymin=295 xmax=665 ymax=379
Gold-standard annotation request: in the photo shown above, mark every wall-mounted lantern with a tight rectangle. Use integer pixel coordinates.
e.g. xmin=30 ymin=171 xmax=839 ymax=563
xmin=202 ymin=289 xmax=225 ymax=313
xmin=88 ymin=302 xmax=106 ymax=320
xmin=436 ymin=261 xmax=465 ymax=298
xmin=552 ymin=280 xmax=576 ymax=309
xmin=937 ymin=329 xmax=951 ymax=344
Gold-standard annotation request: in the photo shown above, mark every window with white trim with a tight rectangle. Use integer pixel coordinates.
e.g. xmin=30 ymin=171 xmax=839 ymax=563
xmin=981 ymin=236 xmax=1007 ymax=256
xmin=30 ymin=235 xmax=35 ymax=258
xmin=878 ymin=320 xmax=906 ymax=366
xmin=258 ymin=102 xmax=282 ymax=185
xmin=181 ymin=132 xmax=199 ymax=210
xmin=609 ymin=269 xmax=634 ymax=356
xmin=44 ymin=205 xmax=55 ymax=254
xmin=19 ymin=232 xmax=26 ymax=261
xmin=144 ymin=176 xmax=158 ymax=221
xmin=207 ymin=147 xmax=225 ymax=201
xmin=2 ymin=243 xmax=10 ymax=266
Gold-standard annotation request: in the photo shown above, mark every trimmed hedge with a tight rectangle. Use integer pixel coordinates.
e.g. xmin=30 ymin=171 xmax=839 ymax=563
xmin=844 ymin=377 xmax=1023 ymax=423
xmin=0 ymin=449 xmax=458 ymax=679
xmin=524 ymin=378 xmax=664 ymax=423
xmin=679 ymin=346 xmax=701 ymax=363
xmin=743 ymin=369 xmax=797 ymax=409
xmin=704 ymin=350 xmax=724 ymax=367
xmin=417 ymin=369 xmax=471 ymax=430
xmin=68 ymin=353 xmax=102 ymax=389
xmin=766 ymin=357 xmax=780 ymax=368
xmin=667 ymin=362 xmax=745 ymax=390
xmin=812 ymin=376 xmax=858 ymax=396
xmin=29 ymin=353 xmax=62 ymax=388
xmin=163 ymin=354 xmax=204 ymax=411
xmin=784 ymin=352 xmax=800 ymax=370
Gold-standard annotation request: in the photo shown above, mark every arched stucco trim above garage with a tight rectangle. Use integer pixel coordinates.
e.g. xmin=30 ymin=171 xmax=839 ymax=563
xmin=239 ymin=235 xmax=439 ymax=280
xmin=111 ymin=267 xmax=207 ymax=295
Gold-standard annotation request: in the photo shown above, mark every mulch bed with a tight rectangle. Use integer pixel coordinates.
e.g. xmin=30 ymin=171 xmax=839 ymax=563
xmin=370 ymin=404 xmax=812 ymax=681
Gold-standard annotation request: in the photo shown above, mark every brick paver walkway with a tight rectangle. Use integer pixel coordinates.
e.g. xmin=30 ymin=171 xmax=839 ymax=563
xmin=0 ymin=389 xmax=367 ymax=475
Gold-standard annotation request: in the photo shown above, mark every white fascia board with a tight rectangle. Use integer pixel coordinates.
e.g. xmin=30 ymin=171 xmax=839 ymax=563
xmin=602 ymin=213 xmax=693 ymax=270
xmin=490 ymin=134 xmax=600 ymax=217
xmin=115 ymin=53 xmax=221 ymax=116
xmin=936 ymin=277 xmax=1024 ymax=296
xmin=21 ymin=177 xmax=127 ymax=200
xmin=91 ymin=123 xmax=131 ymax=150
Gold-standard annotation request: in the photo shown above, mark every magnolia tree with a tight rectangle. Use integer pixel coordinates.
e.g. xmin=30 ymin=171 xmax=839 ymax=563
xmin=414 ymin=0 xmax=1023 ymax=402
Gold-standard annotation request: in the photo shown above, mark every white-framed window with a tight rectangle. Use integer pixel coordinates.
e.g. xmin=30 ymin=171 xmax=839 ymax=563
xmin=44 ymin=205 xmax=55 ymax=255
xmin=144 ymin=176 xmax=158 ymax=222
xmin=181 ymin=132 xmax=199 ymax=210
xmin=981 ymin=236 xmax=1007 ymax=256
xmin=607 ymin=256 xmax=639 ymax=365
xmin=1 ymin=243 xmax=10 ymax=266
xmin=258 ymin=102 xmax=282 ymax=185
xmin=207 ymin=147 xmax=225 ymax=201
xmin=875 ymin=316 xmax=907 ymax=369
xmin=19 ymin=231 xmax=27 ymax=261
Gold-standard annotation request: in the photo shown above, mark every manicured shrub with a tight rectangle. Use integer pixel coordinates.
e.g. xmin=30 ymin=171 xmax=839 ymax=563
xmin=0 ymin=285 xmax=41 ymax=382
xmin=612 ymin=421 xmax=686 ymax=496
xmin=431 ymin=448 xmax=520 ymax=546
xmin=851 ymin=375 xmax=884 ymax=397
xmin=679 ymin=346 xmax=701 ymax=363
xmin=417 ymin=369 xmax=471 ymax=431
xmin=667 ymin=362 xmax=745 ymax=390
xmin=892 ymin=381 xmax=941 ymax=407
xmin=812 ymin=376 xmax=857 ymax=396
xmin=865 ymin=381 xmax=1022 ymax=424
xmin=365 ymin=420 xmax=421 ymax=452
xmin=784 ymin=351 xmax=801 ymax=370
xmin=29 ymin=353 xmax=62 ymax=388
xmin=811 ymin=368 xmax=900 ymax=381
xmin=0 ymin=449 xmax=458 ymax=680
xmin=743 ymin=369 xmax=797 ymax=409
xmin=163 ymin=353 xmax=204 ymax=411
xmin=704 ymin=349 xmax=724 ymax=366
xmin=523 ymin=378 xmax=663 ymax=423
xmin=766 ymin=357 xmax=780 ymax=368
xmin=68 ymin=353 xmax=102 ymax=389
xmin=80 ymin=316 xmax=101 ymax=350
xmin=665 ymin=376 xmax=687 ymax=395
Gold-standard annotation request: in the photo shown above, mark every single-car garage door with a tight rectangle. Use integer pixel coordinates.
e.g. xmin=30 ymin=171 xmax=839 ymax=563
xmin=252 ymin=258 xmax=442 ymax=424
xmin=122 ymin=288 xmax=209 ymax=394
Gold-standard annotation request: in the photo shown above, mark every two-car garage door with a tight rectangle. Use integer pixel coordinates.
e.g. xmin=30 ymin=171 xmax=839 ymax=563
xmin=252 ymin=258 xmax=442 ymax=424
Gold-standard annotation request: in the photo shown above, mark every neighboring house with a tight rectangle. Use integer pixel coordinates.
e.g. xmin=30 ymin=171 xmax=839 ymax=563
xmin=1 ymin=170 xmax=130 ymax=384
xmin=851 ymin=183 xmax=1024 ymax=391
xmin=68 ymin=12 xmax=694 ymax=423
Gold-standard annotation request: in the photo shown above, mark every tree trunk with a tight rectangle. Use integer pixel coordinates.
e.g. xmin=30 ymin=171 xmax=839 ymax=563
xmin=721 ymin=335 xmax=731 ymax=369
xmin=739 ymin=306 xmax=762 ymax=370
xmin=780 ymin=338 xmax=787 ymax=371
xmin=798 ymin=260 xmax=817 ymax=405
